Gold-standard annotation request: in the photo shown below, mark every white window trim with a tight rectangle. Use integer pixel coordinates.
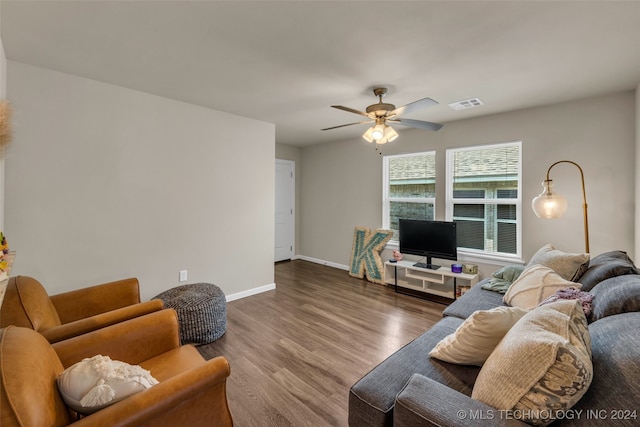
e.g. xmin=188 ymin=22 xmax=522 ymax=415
xmin=445 ymin=141 xmax=523 ymax=262
xmin=383 ymin=152 xmax=436 ymax=242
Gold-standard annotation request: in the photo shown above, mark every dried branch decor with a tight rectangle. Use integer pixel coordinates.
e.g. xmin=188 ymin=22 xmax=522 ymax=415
xmin=0 ymin=100 xmax=13 ymax=156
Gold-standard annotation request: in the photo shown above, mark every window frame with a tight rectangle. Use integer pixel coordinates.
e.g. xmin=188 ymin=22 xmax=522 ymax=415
xmin=445 ymin=141 xmax=522 ymax=262
xmin=382 ymin=151 xmax=436 ymax=242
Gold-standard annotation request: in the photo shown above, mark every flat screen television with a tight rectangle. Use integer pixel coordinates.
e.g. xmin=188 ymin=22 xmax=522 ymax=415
xmin=399 ymin=219 xmax=457 ymax=270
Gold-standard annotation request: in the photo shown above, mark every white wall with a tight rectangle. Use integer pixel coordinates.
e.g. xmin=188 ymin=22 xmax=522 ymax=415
xmin=636 ymin=83 xmax=640 ymax=259
xmin=300 ymin=91 xmax=636 ymax=280
xmin=5 ymin=61 xmax=275 ymax=301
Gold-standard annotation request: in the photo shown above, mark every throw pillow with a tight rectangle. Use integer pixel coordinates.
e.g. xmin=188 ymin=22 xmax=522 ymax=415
xmin=482 ymin=265 xmax=526 ymax=294
xmin=589 ymin=274 xmax=640 ymax=321
xmin=472 ymin=300 xmax=593 ymax=426
xmin=429 ymin=305 xmax=529 ymax=366
xmin=538 ymin=287 xmax=593 ymax=317
xmin=575 ymin=250 xmax=638 ymax=291
xmin=503 ymin=265 xmax=582 ymax=310
xmin=527 ymin=244 xmax=589 ymax=281
xmin=57 ymin=355 xmax=159 ymax=414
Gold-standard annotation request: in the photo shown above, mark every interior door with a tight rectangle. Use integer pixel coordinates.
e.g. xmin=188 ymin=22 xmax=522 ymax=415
xmin=275 ymin=160 xmax=294 ymax=262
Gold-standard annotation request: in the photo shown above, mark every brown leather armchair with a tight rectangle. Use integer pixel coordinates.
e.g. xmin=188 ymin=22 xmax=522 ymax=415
xmin=0 ymin=275 xmax=164 ymax=343
xmin=0 ymin=309 xmax=233 ymax=426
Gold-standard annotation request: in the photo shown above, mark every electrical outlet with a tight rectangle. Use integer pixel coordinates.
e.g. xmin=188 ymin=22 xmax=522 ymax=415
xmin=179 ymin=270 xmax=188 ymax=282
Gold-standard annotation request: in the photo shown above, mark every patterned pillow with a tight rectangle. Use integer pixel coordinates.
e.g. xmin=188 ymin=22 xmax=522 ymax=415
xmin=576 ymin=250 xmax=637 ymax=291
xmin=429 ymin=305 xmax=529 ymax=366
xmin=57 ymin=355 xmax=158 ymax=414
xmin=527 ymin=244 xmax=589 ymax=281
xmin=503 ymin=265 xmax=582 ymax=310
xmin=472 ymin=300 xmax=592 ymax=426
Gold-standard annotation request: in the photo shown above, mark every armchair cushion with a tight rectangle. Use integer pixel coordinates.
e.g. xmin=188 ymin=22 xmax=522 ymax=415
xmin=57 ymin=355 xmax=159 ymax=414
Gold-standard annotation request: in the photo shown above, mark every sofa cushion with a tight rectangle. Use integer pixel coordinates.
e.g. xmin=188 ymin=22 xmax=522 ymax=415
xmin=57 ymin=354 xmax=158 ymax=414
xmin=349 ymin=316 xmax=481 ymax=427
xmin=503 ymin=265 xmax=582 ymax=310
xmin=526 ymin=244 xmax=589 ymax=281
xmin=589 ymin=274 xmax=640 ymax=322
xmin=429 ymin=305 xmax=529 ymax=366
xmin=442 ymin=281 xmax=505 ymax=320
xmin=569 ymin=312 xmax=640 ymax=420
xmin=576 ymin=250 xmax=638 ymax=291
xmin=472 ymin=300 xmax=592 ymax=426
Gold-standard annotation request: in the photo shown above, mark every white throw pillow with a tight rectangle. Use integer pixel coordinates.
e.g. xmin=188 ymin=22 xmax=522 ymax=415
xmin=503 ymin=264 xmax=582 ymax=309
xmin=526 ymin=244 xmax=589 ymax=281
xmin=429 ymin=306 xmax=529 ymax=366
xmin=57 ymin=355 xmax=159 ymax=414
xmin=472 ymin=300 xmax=592 ymax=426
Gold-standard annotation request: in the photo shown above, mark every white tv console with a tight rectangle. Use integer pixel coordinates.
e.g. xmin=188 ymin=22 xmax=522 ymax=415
xmin=384 ymin=260 xmax=480 ymax=301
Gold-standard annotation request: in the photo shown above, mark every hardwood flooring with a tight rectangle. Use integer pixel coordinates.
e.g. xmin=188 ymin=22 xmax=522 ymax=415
xmin=197 ymin=260 xmax=445 ymax=427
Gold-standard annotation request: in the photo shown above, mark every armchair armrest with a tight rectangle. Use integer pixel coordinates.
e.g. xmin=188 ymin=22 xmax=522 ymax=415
xmin=394 ymin=374 xmax=529 ymax=427
xmin=41 ymin=299 xmax=164 ymax=343
xmin=51 ymin=278 xmax=143 ymax=323
xmin=53 ymin=309 xmax=181 ymax=368
xmin=71 ymin=356 xmax=232 ymax=427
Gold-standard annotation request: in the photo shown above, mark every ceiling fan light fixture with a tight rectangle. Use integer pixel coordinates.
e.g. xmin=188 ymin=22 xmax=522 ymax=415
xmin=372 ymin=124 xmax=385 ymax=140
xmin=383 ymin=125 xmax=398 ymax=142
xmin=362 ymin=126 xmax=375 ymax=142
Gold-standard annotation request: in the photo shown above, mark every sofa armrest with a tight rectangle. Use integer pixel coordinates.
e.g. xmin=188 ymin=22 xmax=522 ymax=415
xmin=41 ymin=299 xmax=164 ymax=343
xmin=52 ymin=309 xmax=181 ymax=368
xmin=394 ymin=374 xmax=529 ymax=427
xmin=71 ymin=356 xmax=233 ymax=427
xmin=50 ymin=278 xmax=143 ymax=323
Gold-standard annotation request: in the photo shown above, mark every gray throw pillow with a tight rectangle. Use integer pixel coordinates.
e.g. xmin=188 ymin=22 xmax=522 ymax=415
xmin=576 ymin=250 xmax=637 ymax=291
xmin=589 ymin=275 xmax=640 ymax=321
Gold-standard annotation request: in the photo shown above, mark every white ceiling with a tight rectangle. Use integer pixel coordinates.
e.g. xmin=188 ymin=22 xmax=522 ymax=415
xmin=1 ymin=1 xmax=639 ymax=147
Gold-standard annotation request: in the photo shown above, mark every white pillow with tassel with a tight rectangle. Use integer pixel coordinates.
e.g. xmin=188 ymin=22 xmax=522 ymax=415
xmin=57 ymin=355 xmax=158 ymax=414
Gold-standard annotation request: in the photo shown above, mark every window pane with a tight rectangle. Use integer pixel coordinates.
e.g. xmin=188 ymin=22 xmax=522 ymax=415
xmin=455 ymin=220 xmax=485 ymax=250
xmin=497 ymin=222 xmax=517 ymax=253
xmin=497 ymin=204 xmax=517 ymax=221
xmin=452 ymin=145 xmax=519 ymax=199
xmin=453 ymin=189 xmax=485 ymax=199
xmin=454 ymin=204 xmax=485 ymax=219
xmin=497 ymin=189 xmax=518 ymax=199
xmin=389 ymin=201 xmax=434 ymax=239
xmin=388 ymin=153 xmax=436 ymax=198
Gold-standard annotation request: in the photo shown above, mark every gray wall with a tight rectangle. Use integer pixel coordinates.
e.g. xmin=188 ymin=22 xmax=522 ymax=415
xmin=299 ymin=91 xmax=636 ymax=279
xmin=6 ymin=61 xmax=275 ymax=301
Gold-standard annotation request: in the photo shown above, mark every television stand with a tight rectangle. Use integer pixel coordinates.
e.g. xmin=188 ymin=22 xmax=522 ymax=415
xmin=413 ymin=262 xmax=440 ymax=270
xmin=385 ymin=260 xmax=479 ymax=302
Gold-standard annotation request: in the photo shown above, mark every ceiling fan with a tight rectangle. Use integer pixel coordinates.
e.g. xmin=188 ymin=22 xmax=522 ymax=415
xmin=321 ymin=87 xmax=443 ymax=144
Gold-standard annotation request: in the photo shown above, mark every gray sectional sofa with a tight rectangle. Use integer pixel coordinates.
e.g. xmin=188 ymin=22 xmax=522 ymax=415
xmin=349 ymin=250 xmax=640 ymax=427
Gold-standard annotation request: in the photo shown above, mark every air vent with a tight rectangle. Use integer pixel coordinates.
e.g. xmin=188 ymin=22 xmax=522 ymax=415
xmin=449 ymin=98 xmax=484 ymax=111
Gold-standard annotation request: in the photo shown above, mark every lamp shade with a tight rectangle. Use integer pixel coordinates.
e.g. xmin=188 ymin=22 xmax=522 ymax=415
xmin=531 ymin=180 xmax=568 ymax=219
xmin=383 ymin=125 xmax=398 ymax=142
xmin=362 ymin=126 xmax=375 ymax=142
xmin=372 ymin=124 xmax=385 ymax=140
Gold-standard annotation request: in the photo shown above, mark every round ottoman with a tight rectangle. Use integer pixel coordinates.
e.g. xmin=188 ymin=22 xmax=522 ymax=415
xmin=154 ymin=283 xmax=227 ymax=345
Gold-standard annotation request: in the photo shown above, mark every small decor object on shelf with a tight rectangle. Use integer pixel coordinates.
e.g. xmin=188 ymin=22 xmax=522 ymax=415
xmin=392 ymin=250 xmax=403 ymax=261
xmin=451 ymin=263 xmax=463 ymax=273
xmin=462 ymin=264 xmax=478 ymax=275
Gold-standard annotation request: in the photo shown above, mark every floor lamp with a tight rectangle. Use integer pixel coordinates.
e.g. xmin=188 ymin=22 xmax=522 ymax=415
xmin=531 ymin=160 xmax=590 ymax=253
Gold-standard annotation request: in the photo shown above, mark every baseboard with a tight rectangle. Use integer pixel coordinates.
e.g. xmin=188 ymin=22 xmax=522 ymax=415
xmin=226 ymin=283 xmax=276 ymax=302
xmin=293 ymin=255 xmax=349 ymax=271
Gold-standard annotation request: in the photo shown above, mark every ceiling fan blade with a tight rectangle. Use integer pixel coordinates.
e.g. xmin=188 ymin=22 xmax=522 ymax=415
xmin=389 ymin=118 xmax=443 ymax=131
xmin=331 ymin=105 xmax=370 ymax=117
xmin=321 ymin=120 xmax=373 ymax=131
xmin=390 ymin=97 xmax=438 ymax=117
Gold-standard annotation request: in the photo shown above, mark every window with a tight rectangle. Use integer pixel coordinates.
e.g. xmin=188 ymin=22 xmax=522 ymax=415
xmin=383 ymin=152 xmax=436 ymax=240
xmin=446 ymin=142 xmax=521 ymax=260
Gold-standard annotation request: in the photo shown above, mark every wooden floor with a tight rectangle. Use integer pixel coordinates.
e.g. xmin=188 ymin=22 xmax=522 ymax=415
xmin=197 ymin=260 xmax=445 ymax=427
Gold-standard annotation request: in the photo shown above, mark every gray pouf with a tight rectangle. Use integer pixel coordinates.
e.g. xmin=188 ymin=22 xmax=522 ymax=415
xmin=154 ymin=283 xmax=227 ymax=345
